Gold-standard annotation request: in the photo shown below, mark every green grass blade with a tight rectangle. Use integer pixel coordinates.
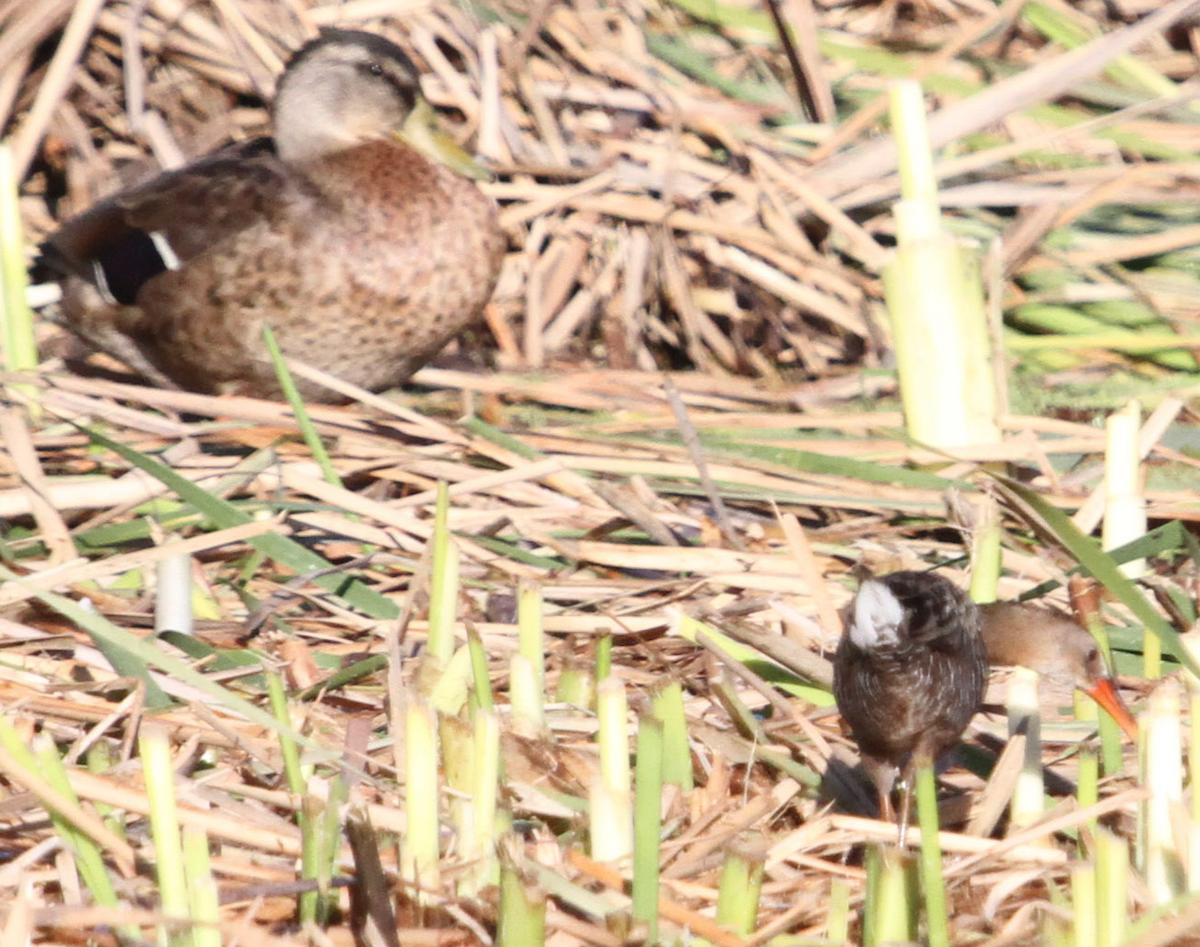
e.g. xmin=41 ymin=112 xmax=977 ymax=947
xmin=262 ymin=324 xmax=343 ymax=488
xmin=83 ymin=426 xmax=397 ymax=619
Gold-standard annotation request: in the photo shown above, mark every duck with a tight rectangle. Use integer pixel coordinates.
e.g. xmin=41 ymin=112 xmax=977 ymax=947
xmin=832 ymin=570 xmax=988 ymax=840
xmin=980 ymin=601 xmax=1138 ymax=738
xmin=37 ymin=28 xmax=506 ymax=403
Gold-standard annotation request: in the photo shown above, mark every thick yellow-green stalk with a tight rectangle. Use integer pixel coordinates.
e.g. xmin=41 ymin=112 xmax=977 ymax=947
xmin=509 ymin=653 xmax=545 ymax=737
xmin=426 ymin=483 xmax=459 ymax=669
xmin=555 ymin=656 xmax=594 ymax=709
xmin=0 ymin=142 xmax=37 ymax=389
xmin=467 ymin=625 xmax=496 ymax=712
xmin=1095 ymin=828 xmax=1129 ymax=947
xmin=442 ymin=713 xmax=476 ymax=897
xmin=471 ymin=709 xmax=501 ymax=891
xmin=1142 ymin=680 xmax=1185 ymax=904
xmin=598 ymin=676 xmax=632 ymax=795
xmin=428 ymin=644 xmax=473 ymax=716
xmin=448 ymin=708 xmax=501 ymax=897
xmin=915 ymin=760 xmax=949 ymax=947
xmin=1071 ymin=863 xmax=1097 ymax=947
xmin=863 ymin=845 xmax=917 ymax=946
xmin=632 ymin=716 xmax=664 ymax=941
xmin=1076 ymin=741 xmax=1099 ymax=853
xmin=1184 ymin=634 xmax=1200 ymax=849
xmin=651 ymin=680 xmax=694 ymax=790
xmin=403 ymin=698 xmax=442 ymax=900
xmin=1103 ymin=400 xmax=1146 ymax=580
xmin=497 ymin=851 xmax=546 ymax=947
xmin=968 ymin=492 xmax=1002 ymax=605
xmin=595 ymin=633 xmax=613 ymax=682
xmin=883 ymin=80 xmax=999 ymax=451
xmin=518 ymin=579 xmax=546 ymax=699
xmin=183 ymin=826 xmax=220 ymax=947
xmin=1007 ymin=667 xmax=1046 ymax=832
xmin=827 ymin=878 xmax=851 ymax=943
xmin=1102 ymin=401 xmax=1154 ymax=680
xmin=715 ymin=837 xmax=763 ymax=936
xmin=140 ymin=725 xmax=190 ymax=946
xmin=590 ymin=675 xmax=633 ymax=862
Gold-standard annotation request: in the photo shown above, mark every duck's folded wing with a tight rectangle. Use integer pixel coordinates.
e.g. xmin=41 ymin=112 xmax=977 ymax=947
xmin=39 ymin=139 xmax=317 ymax=305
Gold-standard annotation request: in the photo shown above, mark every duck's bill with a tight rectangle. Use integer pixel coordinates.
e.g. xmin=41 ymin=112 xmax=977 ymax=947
xmin=1083 ymin=678 xmax=1139 ymax=739
xmin=397 ymin=98 xmax=493 ymax=182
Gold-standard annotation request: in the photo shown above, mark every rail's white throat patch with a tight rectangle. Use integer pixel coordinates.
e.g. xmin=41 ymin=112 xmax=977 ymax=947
xmin=850 ymin=580 xmax=903 ymax=649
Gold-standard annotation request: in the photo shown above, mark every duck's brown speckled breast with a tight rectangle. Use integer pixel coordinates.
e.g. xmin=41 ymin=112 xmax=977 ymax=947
xmin=120 ymin=139 xmax=504 ymax=401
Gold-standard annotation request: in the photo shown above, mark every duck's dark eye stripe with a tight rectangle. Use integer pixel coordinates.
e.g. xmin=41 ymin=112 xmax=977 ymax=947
xmin=355 ymin=60 xmax=416 ymax=109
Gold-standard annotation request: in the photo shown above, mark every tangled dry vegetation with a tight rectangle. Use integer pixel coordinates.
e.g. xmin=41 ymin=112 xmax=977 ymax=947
xmin=3 ymin=0 xmax=1200 ymax=944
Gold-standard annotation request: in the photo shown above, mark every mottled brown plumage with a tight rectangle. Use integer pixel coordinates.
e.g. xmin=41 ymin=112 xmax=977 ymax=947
xmin=40 ymin=29 xmax=505 ymax=402
xmin=833 ymin=571 xmax=988 ymax=838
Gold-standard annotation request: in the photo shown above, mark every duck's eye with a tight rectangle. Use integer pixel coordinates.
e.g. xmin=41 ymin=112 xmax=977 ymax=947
xmin=368 ymin=62 xmax=384 ymax=77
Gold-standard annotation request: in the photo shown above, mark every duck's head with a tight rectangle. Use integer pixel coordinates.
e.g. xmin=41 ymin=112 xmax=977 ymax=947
xmin=272 ymin=28 xmax=491 ymax=179
xmin=272 ymin=29 xmax=421 ymax=161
